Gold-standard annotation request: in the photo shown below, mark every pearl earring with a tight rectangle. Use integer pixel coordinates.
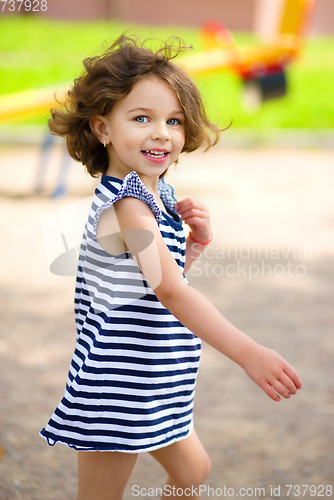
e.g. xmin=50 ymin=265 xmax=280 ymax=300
xmin=103 ymin=141 xmax=106 ymax=147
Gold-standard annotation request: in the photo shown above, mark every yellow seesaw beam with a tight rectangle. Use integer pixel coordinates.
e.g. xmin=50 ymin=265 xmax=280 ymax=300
xmin=0 ymin=35 xmax=302 ymax=124
xmin=179 ymin=38 xmax=301 ymax=78
xmin=0 ymin=43 xmax=293 ymax=124
xmin=0 ymin=83 xmax=69 ymax=124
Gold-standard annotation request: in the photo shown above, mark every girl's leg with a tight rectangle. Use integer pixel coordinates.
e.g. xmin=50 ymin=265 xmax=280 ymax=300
xmin=76 ymin=450 xmax=138 ymax=500
xmin=149 ymin=430 xmax=211 ymax=499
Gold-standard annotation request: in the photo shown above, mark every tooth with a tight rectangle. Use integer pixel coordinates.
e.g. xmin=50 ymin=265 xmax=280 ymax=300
xmin=143 ymin=150 xmax=167 ymax=158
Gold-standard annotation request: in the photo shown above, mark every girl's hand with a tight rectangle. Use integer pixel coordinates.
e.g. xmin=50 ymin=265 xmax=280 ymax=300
xmin=241 ymin=344 xmax=303 ymax=402
xmin=175 ymin=198 xmax=211 ymax=244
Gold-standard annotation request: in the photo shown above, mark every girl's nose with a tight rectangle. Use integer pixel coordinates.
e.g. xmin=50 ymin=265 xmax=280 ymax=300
xmin=151 ymin=122 xmax=171 ymax=141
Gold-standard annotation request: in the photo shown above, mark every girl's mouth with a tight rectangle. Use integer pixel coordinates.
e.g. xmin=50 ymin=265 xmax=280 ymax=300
xmin=141 ymin=150 xmax=169 ymax=162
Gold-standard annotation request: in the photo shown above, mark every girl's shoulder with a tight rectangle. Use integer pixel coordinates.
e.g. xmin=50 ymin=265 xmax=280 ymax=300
xmin=92 ymin=171 xmax=162 ymax=234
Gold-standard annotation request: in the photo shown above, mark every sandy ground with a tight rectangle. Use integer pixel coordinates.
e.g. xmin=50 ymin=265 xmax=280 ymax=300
xmin=0 ymin=143 xmax=334 ymax=499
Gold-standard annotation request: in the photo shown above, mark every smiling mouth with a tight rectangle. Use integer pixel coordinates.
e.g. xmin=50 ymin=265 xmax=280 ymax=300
xmin=141 ymin=150 xmax=169 ymax=159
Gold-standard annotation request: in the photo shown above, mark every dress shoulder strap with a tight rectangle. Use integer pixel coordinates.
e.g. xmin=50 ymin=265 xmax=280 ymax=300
xmin=158 ymin=177 xmax=178 ymax=213
xmin=93 ymin=171 xmax=161 ymax=235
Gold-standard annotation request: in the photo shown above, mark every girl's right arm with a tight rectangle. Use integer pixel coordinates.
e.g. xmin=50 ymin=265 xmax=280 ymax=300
xmin=105 ymin=197 xmax=302 ymax=402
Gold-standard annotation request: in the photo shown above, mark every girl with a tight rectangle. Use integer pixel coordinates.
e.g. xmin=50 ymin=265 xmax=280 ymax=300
xmin=40 ymin=35 xmax=302 ymax=500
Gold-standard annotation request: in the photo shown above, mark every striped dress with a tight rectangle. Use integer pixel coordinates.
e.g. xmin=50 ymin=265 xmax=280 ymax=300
xmin=40 ymin=171 xmax=202 ymax=453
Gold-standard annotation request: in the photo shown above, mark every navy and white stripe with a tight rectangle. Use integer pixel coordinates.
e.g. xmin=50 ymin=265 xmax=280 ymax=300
xmin=40 ymin=171 xmax=201 ymax=453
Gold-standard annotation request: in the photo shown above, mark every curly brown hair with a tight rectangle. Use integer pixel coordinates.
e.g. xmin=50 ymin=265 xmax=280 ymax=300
xmin=49 ymin=34 xmax=221 ymax=177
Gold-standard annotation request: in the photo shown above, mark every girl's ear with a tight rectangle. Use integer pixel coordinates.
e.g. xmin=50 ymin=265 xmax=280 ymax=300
xmin=89 ymin=116 xmax=110 ymax=146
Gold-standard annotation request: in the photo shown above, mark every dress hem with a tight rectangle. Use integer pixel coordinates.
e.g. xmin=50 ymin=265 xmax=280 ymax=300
xmin=39 ymin=423 xmax=193 ymax=454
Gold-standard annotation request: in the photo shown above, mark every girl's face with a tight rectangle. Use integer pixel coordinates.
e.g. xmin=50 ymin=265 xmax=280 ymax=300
xmin=102 ymin=76 xmax=185 ymax=182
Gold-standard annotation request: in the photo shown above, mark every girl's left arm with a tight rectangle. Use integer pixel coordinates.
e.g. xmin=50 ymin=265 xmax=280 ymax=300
xmin=175 ymin=198 xmax=212 ymax=274
xmin=113 ymin=196 xmax=302 ymax=402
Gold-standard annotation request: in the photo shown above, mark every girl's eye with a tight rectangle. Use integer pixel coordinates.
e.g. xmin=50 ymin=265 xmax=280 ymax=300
xmin=135 ymin=116 xmax=148 ymax=123
xmin=167 ymin=118 xmax=180 ymax=126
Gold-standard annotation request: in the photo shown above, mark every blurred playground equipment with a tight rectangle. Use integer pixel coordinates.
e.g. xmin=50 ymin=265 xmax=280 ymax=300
xmin=180 ymin=0 xmax=316 ymax=107
xmin=0 ymin=0 xmax=317 ymax=124
xmin=0 ymin=0 xmax=317 ymax=196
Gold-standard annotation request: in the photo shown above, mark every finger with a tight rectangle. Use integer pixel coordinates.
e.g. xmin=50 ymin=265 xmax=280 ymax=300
xmin=177 ymin=206 xmax=207 ymax=220
xmin=183 ymin=218 xmax=208 ymax=231
xmin=263 ymin=383 xmax=281 ymax=402
xmin=279 ymin=371 xmax=300 ymax=395
xmin=175 ymin=198 xmax=206 ymax=214
xmin=256 ymin=377 xmax=281 ymax=402
xmin=284 ymin=365 xmax=303 ymax=390
xmin=175 ymin=197 xmax=203 ymax=208
xmin=179 ymin=208 xmax=208 ymax=222
xmin=271 ymin=379 xmax=292 ymax=399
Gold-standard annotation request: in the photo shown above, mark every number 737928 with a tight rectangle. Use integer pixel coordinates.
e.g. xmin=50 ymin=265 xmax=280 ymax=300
xmin=1 ymin=0 xmax=47 ymax=11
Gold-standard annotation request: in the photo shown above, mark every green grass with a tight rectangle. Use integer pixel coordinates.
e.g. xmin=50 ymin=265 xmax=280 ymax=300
xmin=1 ymin=16 xmax=334 ymax=129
